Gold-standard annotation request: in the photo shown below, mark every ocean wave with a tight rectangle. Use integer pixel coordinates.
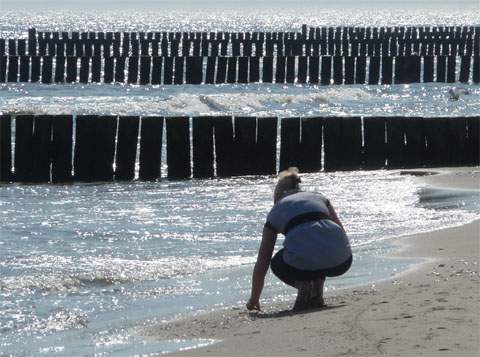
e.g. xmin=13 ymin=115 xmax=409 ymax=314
xmin=0 ymin=255 xmax=255 ymax=295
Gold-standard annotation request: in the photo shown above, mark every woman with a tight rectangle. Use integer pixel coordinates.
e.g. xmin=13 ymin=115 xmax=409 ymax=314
xmin=246 ymin=168 xmax=352 ymax=311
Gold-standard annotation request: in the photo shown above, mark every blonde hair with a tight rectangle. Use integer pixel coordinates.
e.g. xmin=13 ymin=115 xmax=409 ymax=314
xmin=273 ymin=167 xmax=301 ymax=203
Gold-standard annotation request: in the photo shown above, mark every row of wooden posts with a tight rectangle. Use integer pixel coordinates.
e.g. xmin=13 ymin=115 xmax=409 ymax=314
xmin=2 ymin=55 xmax=479 ymax=85
xmin=2 ymin=27 xmax=479 ymax=58
xmin=0 ymin=115 xmax=478 ymax=183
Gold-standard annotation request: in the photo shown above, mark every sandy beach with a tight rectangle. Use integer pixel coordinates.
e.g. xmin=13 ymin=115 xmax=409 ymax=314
xmin=143 ymin=167 xmax=479 ymax=356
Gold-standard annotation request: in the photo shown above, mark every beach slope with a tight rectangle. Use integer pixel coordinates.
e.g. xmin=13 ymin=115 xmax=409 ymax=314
xmin=147 ymin=168 xmax=479 ymax=356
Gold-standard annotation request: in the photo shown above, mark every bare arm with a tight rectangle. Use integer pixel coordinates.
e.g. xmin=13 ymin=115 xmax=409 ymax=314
xmin=246 ymin=225 xmax=277 ymax=311
xmin=327 ymin=200 xmax=345 ymax=231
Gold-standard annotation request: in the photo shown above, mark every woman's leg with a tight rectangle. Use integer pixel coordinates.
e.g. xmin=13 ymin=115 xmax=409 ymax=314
xmin=293 ymin=280 xmax=313 ymax=311
xmin=311 ymin=278 xmax=325 ymax=307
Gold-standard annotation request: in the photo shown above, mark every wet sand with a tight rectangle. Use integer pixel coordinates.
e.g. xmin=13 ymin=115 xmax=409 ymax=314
xmin=142 ymin=167 xmax=480 ymax=356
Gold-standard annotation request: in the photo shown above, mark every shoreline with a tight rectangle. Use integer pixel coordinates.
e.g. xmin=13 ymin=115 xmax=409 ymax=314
xmin=141 ymin=167 xmax=479 ymax=356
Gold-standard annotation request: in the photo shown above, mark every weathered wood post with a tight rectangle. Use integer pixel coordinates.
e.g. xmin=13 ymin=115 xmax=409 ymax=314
xmin=363 ymin=117 xmax=386 ymax=169
xmin=214 ymin=116 xmax=234 ymax=177
xmin=324 ymin=117 xmax=362 ymax=171
xmin=166 ymin=117 xmax=191 ymax=179
xmin=115 ymin=116 xmax=140 ymax=181
xmin=256 ymin=117 xmax=277 ymax=175
xmin=51 ymin=115 xmax=73 ymax=183
xmin=0 ymin=115 xmax=12 ymax=182
xmin=233 ymin=116 xmax=257 ymax=175
xmin=192 ymin=116 xmax=214 ymax=178
xmin=139 ymin=116 xmax=163 ymax=181
xmin=14 ymin=115 xmax=34 ymax=182
xmin=279 ymin=117 xmax=301 ymax=171
xmin=74 ymin=115 xmax=117 ymax=182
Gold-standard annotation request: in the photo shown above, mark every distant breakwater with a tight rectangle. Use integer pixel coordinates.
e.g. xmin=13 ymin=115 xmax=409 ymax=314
xmin=0 ymin=26 xmax=479 ymax=85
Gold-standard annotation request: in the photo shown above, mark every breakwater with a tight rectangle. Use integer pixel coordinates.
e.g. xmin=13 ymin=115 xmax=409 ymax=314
xmin=0 ymin=115 xmax=478 ymax=183
xmin=1 ymin=26 xmax=479 ymax=85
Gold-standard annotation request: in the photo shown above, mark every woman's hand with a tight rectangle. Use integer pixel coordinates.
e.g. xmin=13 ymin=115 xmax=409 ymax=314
xmin=246 ymin=298 xmax=261 ymax=311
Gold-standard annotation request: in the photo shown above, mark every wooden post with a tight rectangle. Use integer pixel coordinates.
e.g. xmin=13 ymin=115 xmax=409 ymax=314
xmin=7 ymin=56 xmax=18 ymax=82
xmin=385 ymin=117 xmax=405 ymax=168
xmin=299 ymin=117 xmax=323 ymax=172
xmin=404 ymin=117 xmax=426 ymax=167
xmin=28 ymin=28 xmax=37 ymax=56
xmin=139 ymin=56 xmax=151 ymax=84
xmin=127 ymin=56 xmax=139 ymax=84
xmin=363 ymin=117 xmax=386 ymax=169
xmin=41 ymin=56 xmax=52 ymax=83
xmin=150 ymin=56 xmax=161 ymax=85
xmin=192 ymin=116 xmax=214 ymax=178
xmin=238 ymin=57 xmax=249 ymax=83
xmin=446 ymin=56 xmax=456 ymax=83
xmin=30 ymin=115 xmax=52 ymax=182
xmin=91 ymin=56 xmax=101 ymax=83
xmin=262 ymin=57 xmax=273 ymax=83
xmin=355 ymin=56 xmax=366 ymax=84
xmin=166 ymin=117 xmax=191 ymax=179
xmin=19 ymin=56 xmax=30 ymax=82
xmin=308 ymin=56 xmax=319 ymax=83
xmin=232 ymin=116 xmax=257 ymax=175
xmin=333 ymin=56 xmax=343 ymax=84
xmin=29 ymin=56 xmax=40 ymax=82
xmin=53 ymin=56 xmax=65 ymax=83
xmin=423 ymin=56 xmax=434 ymax=82
xmin=0 ymin=115 xmax=12 ymax=182
xmin=214 ymin=116 xmax=234 ymax=177
xmin=344 ymin=56 xmax=355 ymax=84
xmin=297 ymin=56 xmax=307 ymax=83
xmin=446 ymin=117 xmax=468 ymax=166
xmin=0 ymin=56 xmax=6 ymax=82
xmin=279 ymin=117 xmax=301 ymax=171
xmin=249 ymin=56 xmax=260 ymax=83
xmin=104 ymin=56 xmax=114 ymax=83
xmin=436 ymin=56 xmax=446 ymax=82
xmin=186 ymin=57 xmax=203 ymax=84
xmin=14 ymin=115 xmax=34 ymax=182
xmin=227 ymin=57 xmax=237 ymax=83
xmin=324 ymin=117 xmax=362 ymax=171
xmin=286 ymin=56 xmax=295 ymax=83
xmin=466 ymin=117 xmax=479 ymax=165
xmin=139 ymin=116 xmax=163 ymax=181
xmin=395 ymin=56 xmax=420 ymax=84
xmin=368 ymin=56 xmax=380 ymax=84
xmin=78 ymin=57 xmax=89 ymax=83
xmin=459 ymin=56 xmax=471 ymax=83
xmin=8 ymin=39 xmax=16 ymax=56
xmin=424 ymin=117 xmax=450 ymax=167
xmin=74 ymin=115 xmax=117 ymax=182
xmin=115 ymin=116 xmax=140 ymax=181
xmin=381 ymin=56 xmax=393 ymax=84
xmin=473 ymin=56 xmax=480 ymax=83
xmin=162 ymin=57 xmax=173 ymax=84
xmin=275 ymin=56 xmax=286 ymax=83
xmin=256 ymin=117 xmax=277 ymax=175
xmin=115 ymin=57 xmax=125 ymax=83
xmin=216 ymin=57 xmax=227 ymax=84
xmin=66 ymin=56 xmax=77 ymax=83
xmin=174 ymin=57 xmax=184 ymax=84
xmin=320 ymin=56 xmax=331 ymax=85
xmin=205 ymin=57 xmax=216 ymax=84
xmin=51 ymin=115 xmax=73 ymax=183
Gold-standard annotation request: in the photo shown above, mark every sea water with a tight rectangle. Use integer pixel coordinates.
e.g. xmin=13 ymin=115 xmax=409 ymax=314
xmin=1 ymin=1 xmax=480 ymax=355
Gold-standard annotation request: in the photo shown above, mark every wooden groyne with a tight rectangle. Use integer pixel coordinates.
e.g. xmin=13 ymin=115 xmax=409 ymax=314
xmin=0 ymin=26 xmax=479 ymax=85
xmin=0 ymin=115 xmax=478 ymax=183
